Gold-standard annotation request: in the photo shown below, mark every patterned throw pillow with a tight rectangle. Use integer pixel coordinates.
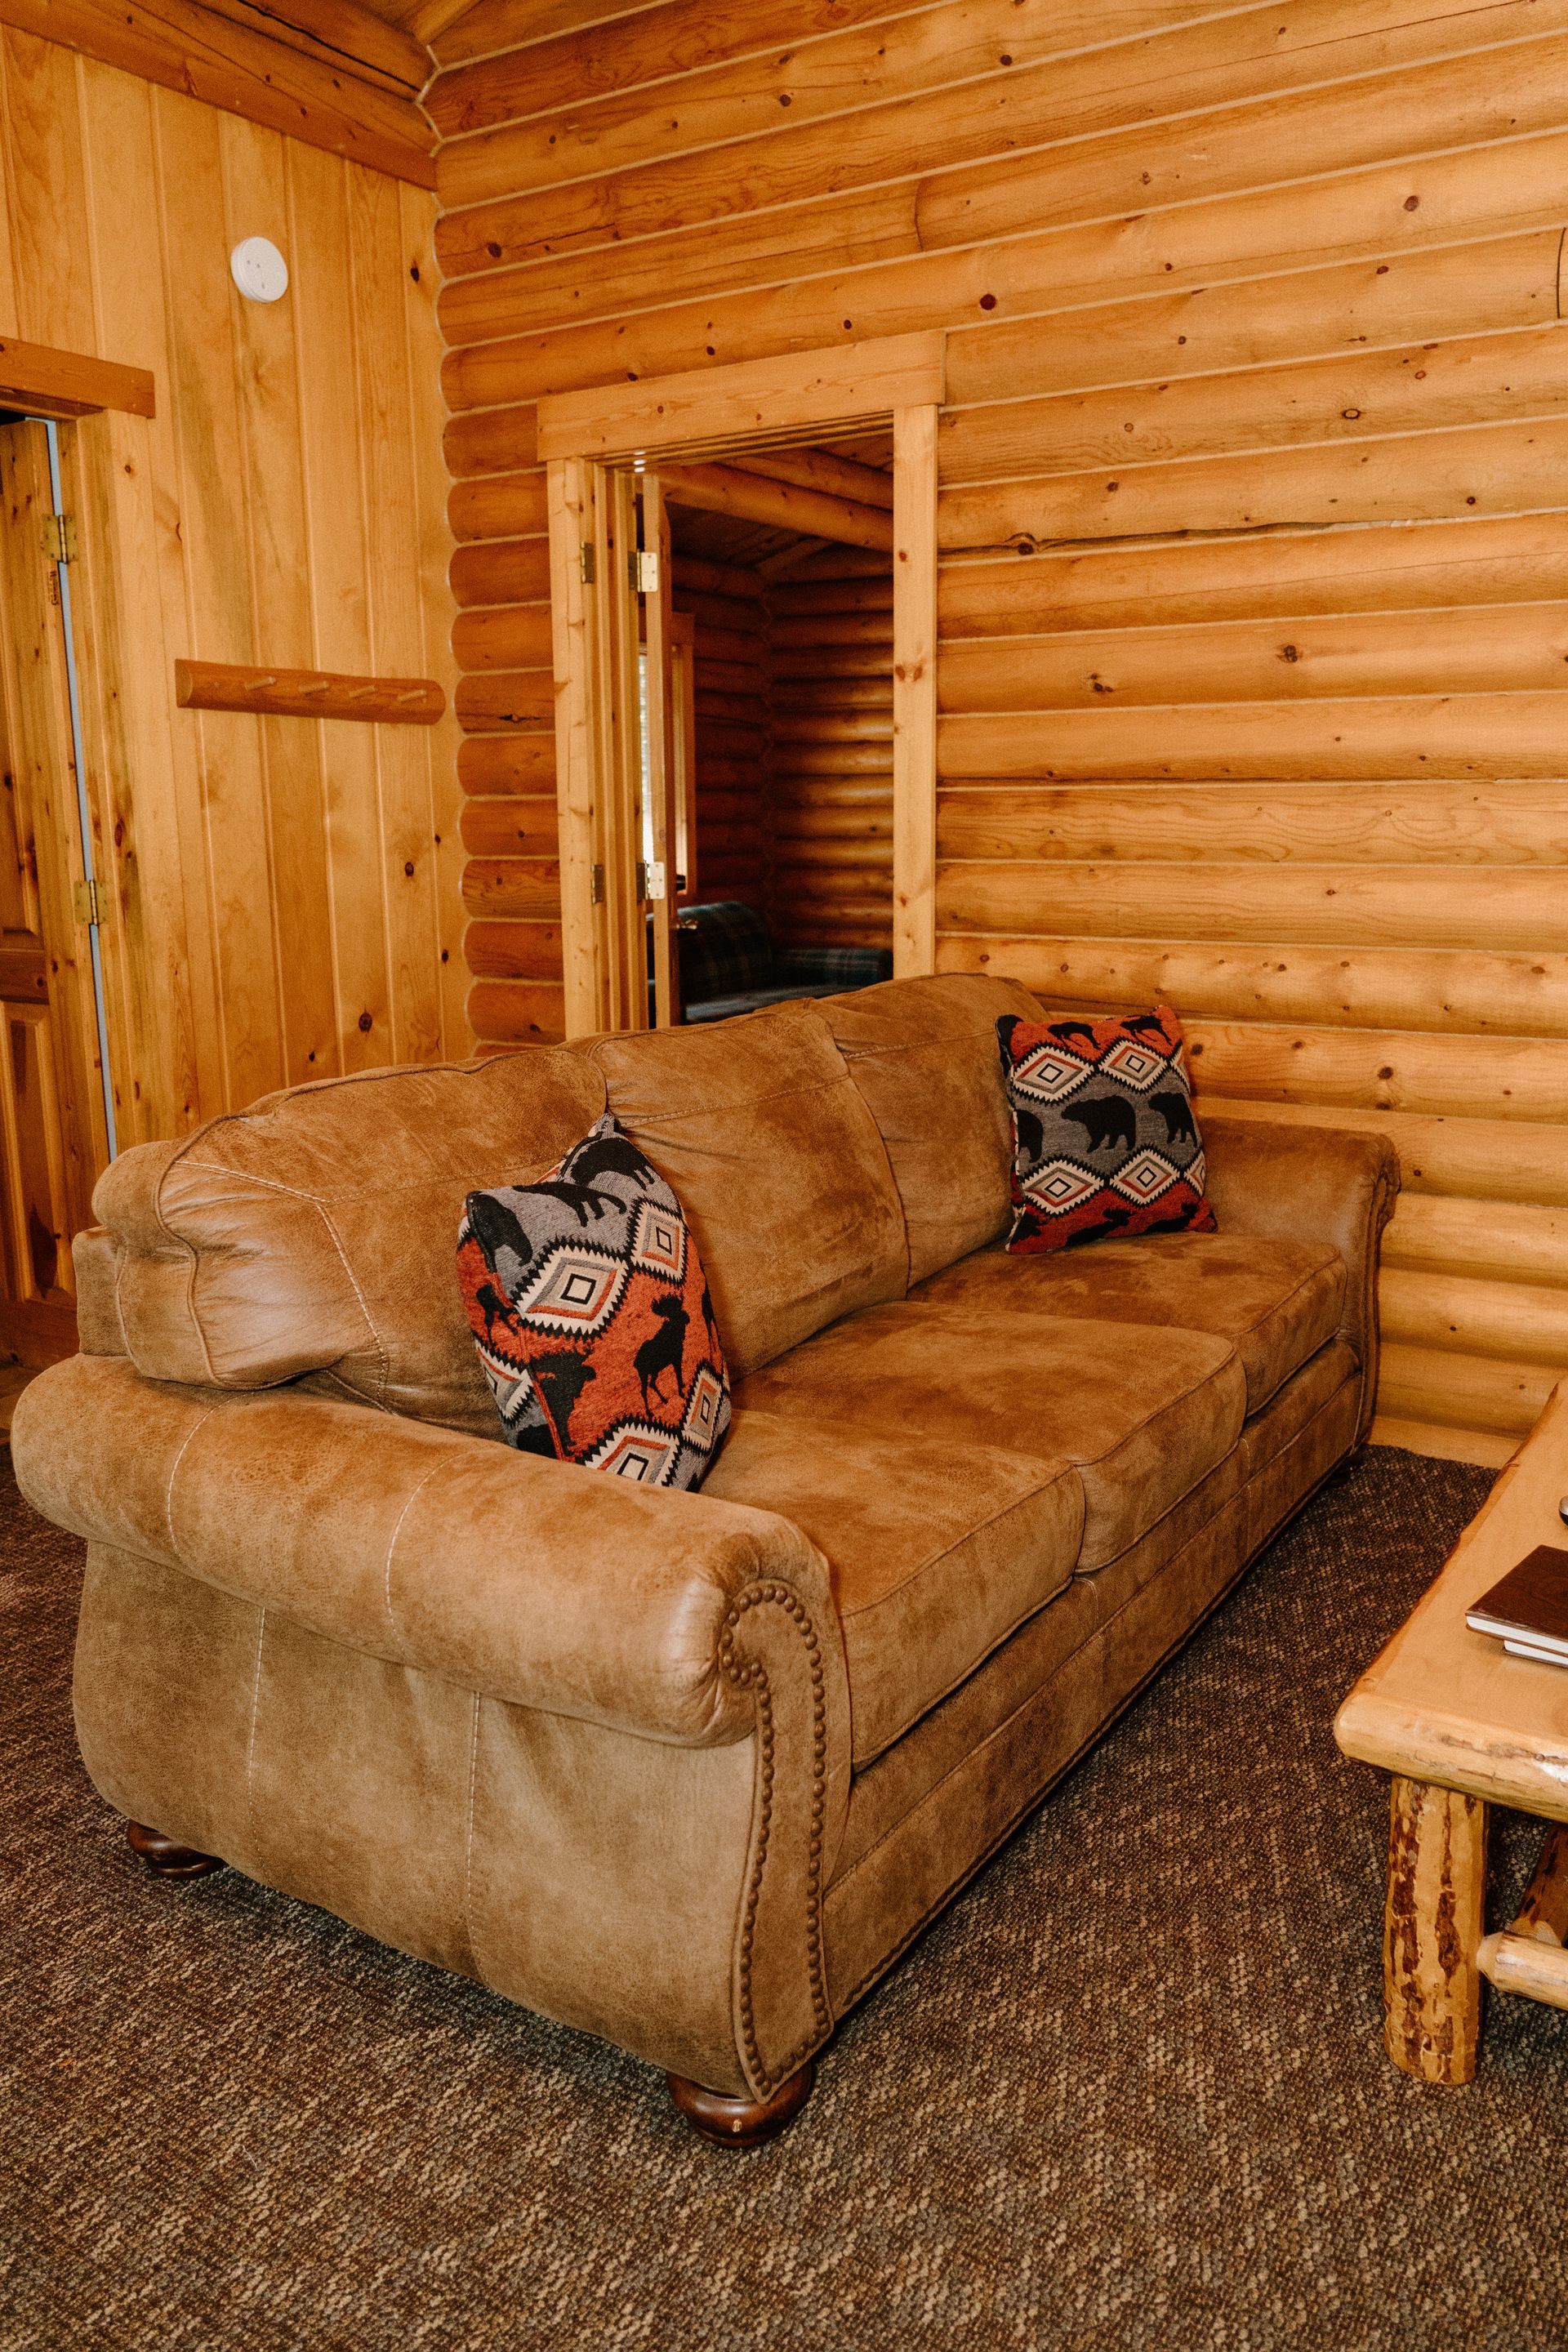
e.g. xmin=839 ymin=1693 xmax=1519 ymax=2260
xmin=996 ymin=1005 xmax=1217 ymax=1254
xmin=457 ymin=1113 xmax=730 ymax=1489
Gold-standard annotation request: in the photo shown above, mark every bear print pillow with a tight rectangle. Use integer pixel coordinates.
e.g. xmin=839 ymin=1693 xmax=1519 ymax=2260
xmin=457 ymin=1112 xmax=730 ymax=1489
xmin=996 ymin=1004 xmax=1217 ymax=1254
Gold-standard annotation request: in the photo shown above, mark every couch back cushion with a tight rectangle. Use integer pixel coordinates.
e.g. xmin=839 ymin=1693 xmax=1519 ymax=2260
xmin=820 ymin=973 xmax=1045 ymax=1285
xmin=93 ymin=1053 xmax=608 ymax=1433
xmin=586 ymin=1000 xmax=907 ymax=1375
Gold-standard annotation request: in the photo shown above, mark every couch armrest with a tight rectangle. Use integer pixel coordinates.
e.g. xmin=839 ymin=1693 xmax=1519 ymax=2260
xmin=12 ymin=1353 xmax=840 ymax=1748
xmin=1200 ymin=1111 xmax=1400 ymax=1444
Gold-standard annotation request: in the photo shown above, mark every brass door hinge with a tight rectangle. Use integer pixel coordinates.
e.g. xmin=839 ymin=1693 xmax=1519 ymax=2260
xmin=74 ymin=877 xmax=105 ymax=926
xmin=639 ymin=860 xmax=666 ymax=902
xmin=630 ymin=549 xmax=660 ymax=594
xmin=43 ymin=511 xmax=77 ymax=565
xmin=590 ymin=862 xmax=605 ymax=906
xmin=579 ymin=541 xmax=597 ymax=586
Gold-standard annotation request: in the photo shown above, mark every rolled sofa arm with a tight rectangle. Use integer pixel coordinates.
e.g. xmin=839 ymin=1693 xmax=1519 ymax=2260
xmin=1200 ymin=1111 xmax=1400 ymax=1444
xmin=12 ymin=1352 xmax=839 ymax=1748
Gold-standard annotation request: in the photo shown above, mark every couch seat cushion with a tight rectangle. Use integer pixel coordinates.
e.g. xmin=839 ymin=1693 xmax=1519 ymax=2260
xmin=704 ymin=1409 xmax=1084 ymax=1767
xmin=736 ymin=1299 xmax=1246 ymax=1575
xmin=915 ymin=1233 xmax=1346 ymax=1416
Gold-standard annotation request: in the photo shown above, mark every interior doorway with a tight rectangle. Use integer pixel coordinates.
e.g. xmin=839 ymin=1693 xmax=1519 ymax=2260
xmin=653 ymin=433 xmax=898 ymax=1027
xmin=0 ymin=413 xmax=117 ymax=1368
xmin=538 ymin=333 xmax=943 ymax=1040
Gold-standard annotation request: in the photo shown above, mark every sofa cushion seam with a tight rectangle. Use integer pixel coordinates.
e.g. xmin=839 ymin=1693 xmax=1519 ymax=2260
xmin=1056 ymin=1350 xmax=1244 ymax=1479
xmin=163 ymin=1405 xmax=218 ymax=1554
xmin=149 ymin=1154 xmax=220 ymax=1388
xmin=827 ymin=1366 xmax=1361 ymax=1907
xmin=382 ymin=1460 xmax=452 ymax=1642
xmin=243 ymin=1602 xmax=267 ymax=1858
xmin=461 ymin=1692 xmax=485 ymax=1984
xmin=836 ymin=1468 xmax=1080 ymax=1628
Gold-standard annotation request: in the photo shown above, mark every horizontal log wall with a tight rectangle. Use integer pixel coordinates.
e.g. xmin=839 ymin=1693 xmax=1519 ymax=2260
xmin=675 ymin=556 xmax=772 ymax=911
xmin=769 ymin=562 xmax=894 ymax=950
xmin=434 ymin=0 xmax=1568 ymax=1465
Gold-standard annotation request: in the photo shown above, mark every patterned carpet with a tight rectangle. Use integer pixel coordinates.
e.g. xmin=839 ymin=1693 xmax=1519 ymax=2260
xmin=2 ymin=1444 xmax=1565 ymax=2352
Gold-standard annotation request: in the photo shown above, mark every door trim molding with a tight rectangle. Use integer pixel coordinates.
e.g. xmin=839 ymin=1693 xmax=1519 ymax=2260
xmin=546 ymin=338 xmax=945 ymax=1036
xmin=537 ymin=332 xmax=944 ymax=464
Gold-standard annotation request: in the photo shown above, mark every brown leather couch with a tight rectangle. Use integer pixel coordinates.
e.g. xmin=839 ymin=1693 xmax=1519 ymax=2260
xmin=11 ymin=975 xmax=1397 ymax=2145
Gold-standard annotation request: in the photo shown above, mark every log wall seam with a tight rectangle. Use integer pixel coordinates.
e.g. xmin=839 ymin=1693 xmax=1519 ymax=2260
xmin=434 ymin=0 xmax=1568 ymax=1463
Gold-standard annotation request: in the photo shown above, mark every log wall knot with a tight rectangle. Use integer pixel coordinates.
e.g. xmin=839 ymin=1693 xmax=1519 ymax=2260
xmin=719 ymin=1581 xmax=831 ymax=2096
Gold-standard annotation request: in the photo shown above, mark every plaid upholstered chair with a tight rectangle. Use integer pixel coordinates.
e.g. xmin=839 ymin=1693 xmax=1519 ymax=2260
xmin=676 ymin=901 xmax=892 ymax=1022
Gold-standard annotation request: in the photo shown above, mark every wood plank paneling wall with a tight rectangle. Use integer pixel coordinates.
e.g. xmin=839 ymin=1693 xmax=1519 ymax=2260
xmin=434 ymin=0 xmax=1568 ymax=1466
xmin=0 ymin=29 xmax=462 ymax=1146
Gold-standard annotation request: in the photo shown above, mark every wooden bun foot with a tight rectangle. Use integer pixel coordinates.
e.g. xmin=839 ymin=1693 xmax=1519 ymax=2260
xmin=668 ymin=2061 xmax=815 ymax=2148
xmin=127 ymin=1820 xmax=226 ymax=1880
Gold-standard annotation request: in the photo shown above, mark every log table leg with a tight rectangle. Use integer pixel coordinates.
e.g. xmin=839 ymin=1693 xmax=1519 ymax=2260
xmin=1383 ymin=1775 xmax=1488 ymax=2084
xmin=1506 ymin=1821 xmax=1568 ymax=1945
xmin=1477 ymin=1824 xmax=1568 ymax=2011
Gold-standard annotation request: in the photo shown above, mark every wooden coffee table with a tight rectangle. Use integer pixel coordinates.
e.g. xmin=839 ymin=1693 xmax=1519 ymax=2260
xmin=1334 ymin=1387 xmax=1568 ymax=2083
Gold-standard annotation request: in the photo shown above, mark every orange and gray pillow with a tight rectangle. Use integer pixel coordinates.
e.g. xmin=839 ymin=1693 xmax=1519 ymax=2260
xmin=996 ymin=1004 xmax=1217 ymax=1254
xmin=457 ymin=1113 xmax=730 ymax=1489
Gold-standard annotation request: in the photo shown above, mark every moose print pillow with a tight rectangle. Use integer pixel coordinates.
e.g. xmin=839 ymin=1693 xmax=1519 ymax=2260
xmin=996 ymin=1004 xmax=1217 ymax=1254
xmin=457 ymin=1112 xmax=730 ymax=1489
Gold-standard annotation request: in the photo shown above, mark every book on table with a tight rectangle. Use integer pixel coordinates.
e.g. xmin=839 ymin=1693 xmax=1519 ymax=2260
xmin=1466 ymin=1544 xmax=1568 ymax=1666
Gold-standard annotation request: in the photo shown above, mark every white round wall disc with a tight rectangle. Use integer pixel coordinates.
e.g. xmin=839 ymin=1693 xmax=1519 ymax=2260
xmin=229 ymin=237 xmax=289 ymax=303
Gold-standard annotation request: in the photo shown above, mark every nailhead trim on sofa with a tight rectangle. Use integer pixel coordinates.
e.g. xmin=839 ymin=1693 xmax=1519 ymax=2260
xmin=719 ymin=1584 xmax=832 ymax=2096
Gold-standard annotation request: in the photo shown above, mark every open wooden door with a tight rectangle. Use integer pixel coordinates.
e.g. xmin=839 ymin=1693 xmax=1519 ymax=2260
xmin=0 ymin=419 xmax=114 ymax=1362
xmin=548 ymin=455 xmax=652 ymax=1035
xmin=641 ymin=472 xmax=679 ymax=1028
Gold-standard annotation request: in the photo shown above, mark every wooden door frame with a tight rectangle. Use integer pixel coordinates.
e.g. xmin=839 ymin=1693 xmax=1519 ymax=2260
xmin=539 ymin=332 xmax=945 ymax=1036
xmin=0 ymin=339 xmax=199 ymax=1160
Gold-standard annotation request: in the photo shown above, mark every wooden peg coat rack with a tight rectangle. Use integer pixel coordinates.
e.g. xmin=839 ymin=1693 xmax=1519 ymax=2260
xmin=176 ymin=659 xmax=444 ymax=725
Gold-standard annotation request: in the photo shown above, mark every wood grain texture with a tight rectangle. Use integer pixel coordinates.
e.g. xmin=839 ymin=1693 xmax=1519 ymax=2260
xmin=1477 ymin=1928 xmax=1568 ymax=2008
xmin=1367 ymin=1415 xmax=1517 ymax=1468
xmin=1383 ymin=1776 xmax=1486 ymax=2085
xmin=436 ymin=0 xmax=1568 ymax=236
xmin=535 ymin=332 xmax=943 ymax=461
xmin=1508 ymin=1822 xmax=1568 ymax=1944
xmin=434 ymin=0 xmax=1568 ymax=1463
xmin=891 ymin=403 xmax=937 ymax=976
xmin=937 ymin=929 xmax=1568 ymax=1037
xmin=0 ymin=330 xmax=154 ymax=416
xmin=659 ymin=461 xmax=894 ymax=550
xmin=1336 ymin=1378 xmax=1568 ymax=1818
xmin=434 ymin=133 xmax=1568 ymax=405
xmin=676 ymin=559 xmax=773 ymax=914
xmin=176 ymin=657 xmax=443 ymax=721
xmin=0 ymin=50 xmax=461 ymax=1138
xmin=1376 ymin=1341 xmax=1557 ymax=1439
xmin=939 ymin=511 xmax=1568 ymax=640
xmin=195 ymin=0 xmax=431 ymax=93
xmin=0 ymin=0 xmax=437 ymax=181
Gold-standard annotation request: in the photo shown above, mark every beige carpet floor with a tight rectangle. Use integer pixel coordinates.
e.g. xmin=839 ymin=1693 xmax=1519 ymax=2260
xmin=2 ymin=1445 xmax=1565 ymax=2352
